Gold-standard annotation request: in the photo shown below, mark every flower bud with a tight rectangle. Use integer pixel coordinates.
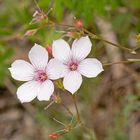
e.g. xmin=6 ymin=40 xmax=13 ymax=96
xmin=75 ymin=20 xmax=83 ymax=29
xmin=24 ymin=29 xmax=38 ymax=37
xmin=47 ymin=46 xmax=52 ymax=56
xmin=48 ymin=133 xmax=59 ymax=139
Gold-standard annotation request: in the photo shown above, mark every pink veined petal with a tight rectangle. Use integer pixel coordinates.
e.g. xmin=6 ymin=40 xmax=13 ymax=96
xmin=72 ymin=36 xmax=92 ymax=61
xmin=47 ymin=58 xmax=67 ymax=80
xmin=9 ymin=60 xmax=35 ymax=81
xmin=37 ymin=80 xmax=54 ymax=101
xmin=29 ymin=43 xmax=48 ymax=70
xmin=63 ymin=71 xmax=82 ymax=94
xmin=17 ymin=81 xmax=39 ymax=103
xmin=52 ymin=39 xmax=71 ymax=63
xmin=78 ymin=58 xmax=104 ymax=78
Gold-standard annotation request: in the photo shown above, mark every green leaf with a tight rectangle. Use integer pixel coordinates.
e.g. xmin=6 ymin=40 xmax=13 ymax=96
xmin=53 ymin=0 xmax=64 ymax=21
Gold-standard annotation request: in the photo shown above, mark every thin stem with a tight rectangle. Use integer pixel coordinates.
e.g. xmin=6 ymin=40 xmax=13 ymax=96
xmin=55 ymin=129 xmax=67 ymax=133
xmin=128 ymin=58 xmax=140 ymax=62
xmin=44 ymin=101 xmax=54 ymax=110
xmin=72 ymin=94 xmax=81 ymax=123
xmin=70 ymin=116 xmax=74 ymax=125
xmin=53 ymin=118 xmax=66 ymax=126
xmin=61 ymin=102 xmax=73 ymax=117
xmin=83 ymin=28 xmax=136 ymax=54
xmin=46 ymin=8 xmax=53 ymax=15
xmin=103 ymin=59 xmax=140 ymax=67
xmin=103 ymin=60 xmax=129 ymax=66
xmin=33 ymin=0 xmax=41 ymax=12
xmin=54 ymin=23 xmax=74 ymax=28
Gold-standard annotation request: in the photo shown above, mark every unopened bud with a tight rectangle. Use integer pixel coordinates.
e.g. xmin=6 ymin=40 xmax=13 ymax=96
xmin=47 ymin=46 xmax=52 ymax=56
xmin=48 ymin=133 xmax=59 ymax=139
xmin=24 ymin=29 xmax=38 ymax=37
xmin=75 ymin=20 xmax=83 ymax=29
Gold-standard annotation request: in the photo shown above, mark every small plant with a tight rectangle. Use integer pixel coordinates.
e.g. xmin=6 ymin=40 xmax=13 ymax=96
xmin=6 ymin=1 xmax=140 ymax=139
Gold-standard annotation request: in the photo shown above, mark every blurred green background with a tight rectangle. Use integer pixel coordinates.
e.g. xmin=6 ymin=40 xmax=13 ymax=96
xmin=0 ymin=0 xmax=140 ymax=140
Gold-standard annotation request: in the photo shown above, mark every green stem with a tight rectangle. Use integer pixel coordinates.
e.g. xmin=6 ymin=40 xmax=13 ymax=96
xmin=103 ymin=60 xmax=129 ymax=66
xmin=44 ymin=101 xmax=54 ymax=110
xmin=72 ymin=94 xmax=81 ymax=123
xmin=53 ymin=118 xmax=66 ymax=126
xmin=61 ymin=102 xmax=74 ymax=117
xmin=127 ymin=59 xmax=140 ymax=62
xmin=103 ymin=59 xmax=140 ymax=67
xmin=83 ymin=28 xmax=136 ymax=54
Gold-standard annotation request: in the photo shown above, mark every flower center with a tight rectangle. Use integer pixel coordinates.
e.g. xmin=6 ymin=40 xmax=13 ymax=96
xmin=69 ymin=62 xmax=78 ymax=71
xmin=34 ymin=70 xmax=48 ymax=82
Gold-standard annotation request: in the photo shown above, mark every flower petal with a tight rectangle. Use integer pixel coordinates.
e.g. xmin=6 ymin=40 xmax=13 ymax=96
xmin=17 ymin=81 xmax=39 ymax=103
xmin=29 ymin=43 xmax=48 ymax=69
xmin=63 ymin=71 xmax=82 ymax=94
xmin=52 ymin=39 xmax=71 ymax=62
xmin=37 ymin=80 xmax=54 ymax=101
xmin=9 ymin=60 xmax=34 ymax=81
xmin=47 ymin=59 xmax=67 ymax=80
xmin=78 ymin=58 xmax=104 ymax=78
xmin=72 ymin=36 xmax=92 ymax=61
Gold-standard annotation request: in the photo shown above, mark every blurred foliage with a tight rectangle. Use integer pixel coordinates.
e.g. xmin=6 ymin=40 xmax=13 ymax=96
xmin=106 ymin=94 xmax=140 ymax=140
xmin=0 ymin=46 xmax=13 ymax=85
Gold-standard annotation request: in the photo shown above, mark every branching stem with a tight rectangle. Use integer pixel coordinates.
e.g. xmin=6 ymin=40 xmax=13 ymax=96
xmin=61 ymin=102 xmax=73 ymax=117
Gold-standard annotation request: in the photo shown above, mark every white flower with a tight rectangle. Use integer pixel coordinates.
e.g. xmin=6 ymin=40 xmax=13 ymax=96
xmin=9 ymin=44 xmax=64 ymax=103
xmin=52 ymin=36 xmax=104 ymax=94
